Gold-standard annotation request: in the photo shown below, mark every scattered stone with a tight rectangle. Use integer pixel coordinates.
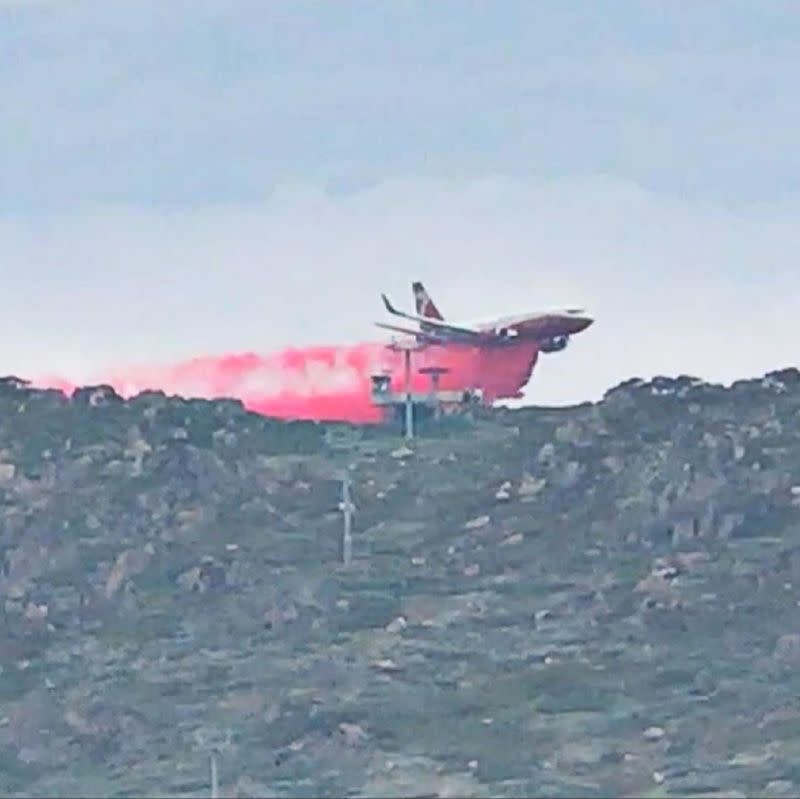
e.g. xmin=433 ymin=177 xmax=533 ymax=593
xmin=177 ymin=566 xmax=203 ymax=592
xmin=385 ymin=616 xmax=407 ymax=634
xmin=643 ymin=726 xmax=665 ymax=742
xmin=390 ymin=446 xmax=414 ymax=459
xmin=774 ymin=633 xmax=800 ymax=662
xmin=23 ymin=601 xmax=48 ymax=624
xmin=338 ymin=722 xmax=368 ymax=747
xmin=635 ymin=568 xmax=678 ymax=602
xmin=104 ymin=547 xmax=153 ymax=599
xmin=464 ymin=515 xmax=490 ymax=530
xmin=371 ymin=658 xmax=402 ymax=673
xmin=602 ymin=455 xmax=625 ymax=474
xmin=495 ymin=481 xmax=512 ymax=500
xmin=763 ymin=779 xmax=796 ymax=797
xmin=556 ymin=460 xmax=582 ymax=488
xmin=537 ymin=443 xmax=556 ymax=464
xmin=518 ymin=473 xmax=546 ymax=499
xmin=231 ymin=776 xmax=274 ymax=798
xmin=730 ymin=748 xmax=773 ymax=767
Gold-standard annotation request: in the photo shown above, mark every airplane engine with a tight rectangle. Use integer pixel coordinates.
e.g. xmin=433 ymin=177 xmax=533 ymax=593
xmin=540 ymin=335 xmax=569 ymax=353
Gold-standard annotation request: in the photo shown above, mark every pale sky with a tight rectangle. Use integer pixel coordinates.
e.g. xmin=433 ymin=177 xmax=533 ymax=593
xmin=1 ymin=1 xmax=798 ymax=405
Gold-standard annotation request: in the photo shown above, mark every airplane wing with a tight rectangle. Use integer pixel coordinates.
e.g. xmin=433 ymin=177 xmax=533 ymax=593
xmin=374 ymin=321 xmax=444 ymax=344
xmin=381 ymin=294 xmax=483 ymax=340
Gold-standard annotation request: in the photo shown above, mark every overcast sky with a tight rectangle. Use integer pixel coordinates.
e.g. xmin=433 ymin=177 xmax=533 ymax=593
xmin=1 ymin=1 xmax=798 ymax=404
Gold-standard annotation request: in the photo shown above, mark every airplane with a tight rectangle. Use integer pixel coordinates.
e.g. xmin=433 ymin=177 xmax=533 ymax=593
xmin=375 ymin=281 xmax=594 ymax=353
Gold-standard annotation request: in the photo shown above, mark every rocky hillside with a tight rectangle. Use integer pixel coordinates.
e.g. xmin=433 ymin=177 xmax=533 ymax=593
xmin=1 ymin=369 xmax=800 ymax=798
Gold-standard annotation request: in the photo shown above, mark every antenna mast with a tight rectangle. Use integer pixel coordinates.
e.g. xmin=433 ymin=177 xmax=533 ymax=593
xmin=387 ymin=339 xmax=425 ymax=440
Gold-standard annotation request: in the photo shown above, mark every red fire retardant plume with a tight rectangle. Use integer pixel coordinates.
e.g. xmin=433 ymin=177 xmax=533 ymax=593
xmin=32 ymin=340 xmax=540 ymax=424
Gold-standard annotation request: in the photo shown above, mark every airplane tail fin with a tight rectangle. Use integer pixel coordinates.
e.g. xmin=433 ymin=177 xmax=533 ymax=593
xmin=412 ymin=281 xmax=444 ymax=320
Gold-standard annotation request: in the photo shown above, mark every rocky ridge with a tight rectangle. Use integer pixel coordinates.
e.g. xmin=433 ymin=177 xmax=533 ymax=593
xmin=1 ymin=368 xmax=800 ymax=797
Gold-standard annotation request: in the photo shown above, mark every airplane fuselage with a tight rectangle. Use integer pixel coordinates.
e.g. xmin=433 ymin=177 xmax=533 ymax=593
xmin=421 ymin=309 xmax=593 ymax=343
xmin=380 ymin=289 xmax=593 ymax=350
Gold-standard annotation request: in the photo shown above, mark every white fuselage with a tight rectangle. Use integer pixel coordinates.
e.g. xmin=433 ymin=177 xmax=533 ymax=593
xmin=457 ymin=308 xmax=587 ymax=330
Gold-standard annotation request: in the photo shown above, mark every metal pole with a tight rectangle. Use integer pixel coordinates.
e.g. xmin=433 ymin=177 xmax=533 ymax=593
xmin=404 ymin=349 xmax=413 ymax=440
xmin=341 ymin=470 xmax=353 ymax=566
xmin=210 ymin=752 xmax=219 ymax=799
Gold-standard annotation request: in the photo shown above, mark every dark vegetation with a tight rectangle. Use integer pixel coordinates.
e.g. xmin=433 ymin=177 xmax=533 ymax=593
xmin=1 ymin=369 xmax=800 ymax=797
